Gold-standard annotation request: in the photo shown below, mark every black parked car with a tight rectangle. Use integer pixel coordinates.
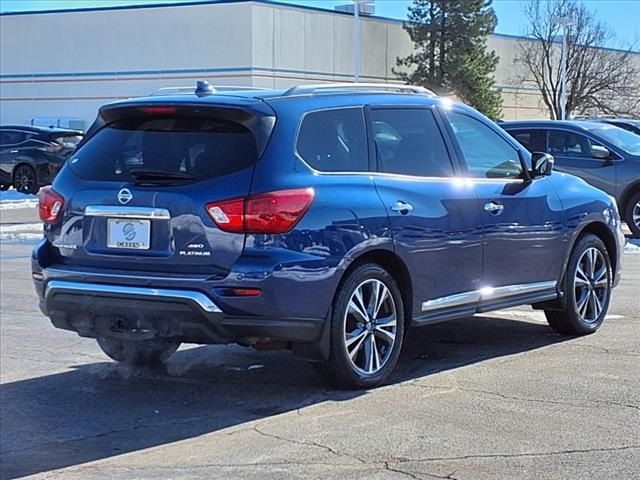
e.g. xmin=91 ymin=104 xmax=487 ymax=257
xmin=0 ymin=125 xmax=83 ymax=194
xmin=501 ymin=120 xmax=640 ymax=237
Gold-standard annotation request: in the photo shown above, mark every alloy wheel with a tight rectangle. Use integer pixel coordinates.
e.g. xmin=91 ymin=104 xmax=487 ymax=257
xmin=343 ymin=278 xmax=397 ymax=375
xmin=14 ymin=166 xmax=35 ymax=194
xmin=633 ymin=200 xmax=640 ymax=231
xmin=573 ymin=247 xmax=609 ymax=324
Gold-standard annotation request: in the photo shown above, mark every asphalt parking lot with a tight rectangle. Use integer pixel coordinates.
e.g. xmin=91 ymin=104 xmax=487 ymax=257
xmin=1 ymin=205 xmax=639 ymax=480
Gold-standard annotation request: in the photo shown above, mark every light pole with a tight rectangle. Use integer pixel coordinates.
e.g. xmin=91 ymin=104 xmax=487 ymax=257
xmin=552 ymin=16 xmax=576 ymax=120
xmin=352 ymin=0 xmax=374 ymax=82
xmin=354 ymin=0 xmax=361 ymax=82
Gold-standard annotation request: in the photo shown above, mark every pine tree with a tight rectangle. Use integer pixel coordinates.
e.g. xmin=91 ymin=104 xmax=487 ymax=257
xmin=396 ymin=0 xmax=503 ymax=120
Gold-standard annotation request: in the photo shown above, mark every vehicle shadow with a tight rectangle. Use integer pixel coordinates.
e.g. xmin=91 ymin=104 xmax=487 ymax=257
xmin=1 ymin=314 xmax=568 ymax=479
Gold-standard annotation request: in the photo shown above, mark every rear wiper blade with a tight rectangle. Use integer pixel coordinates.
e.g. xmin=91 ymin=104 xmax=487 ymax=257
xmin=129 ymin=169 xmax=195 ymax=183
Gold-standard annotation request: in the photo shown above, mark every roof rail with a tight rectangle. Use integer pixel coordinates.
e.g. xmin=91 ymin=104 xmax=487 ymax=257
xmin=282 ymin=83 xmax=436 ymax=97
xmin=150 ymin=85 xmax=268 ymax=96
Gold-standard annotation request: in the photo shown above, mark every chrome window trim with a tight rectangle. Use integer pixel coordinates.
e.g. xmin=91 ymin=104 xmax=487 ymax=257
xmin=291 ymin=106 xmax=525 ymax=183
xmin=45 ymin=280 xmax=222 ymax=313
xmin=421 ymin=281 xmax=557 ymax=312
xmin=84 ymin=206 xmax=171 ymax=220
xmin=291 ymin=164 xmax=524 ymax=184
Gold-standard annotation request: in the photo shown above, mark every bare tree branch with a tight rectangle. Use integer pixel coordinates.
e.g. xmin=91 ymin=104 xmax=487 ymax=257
xmin=513 ymin=0 xmax=640 ymax=119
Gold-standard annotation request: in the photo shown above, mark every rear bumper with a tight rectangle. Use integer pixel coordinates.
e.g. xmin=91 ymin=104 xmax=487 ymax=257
xmin=40 ymin=279 xmax=325 ymax=347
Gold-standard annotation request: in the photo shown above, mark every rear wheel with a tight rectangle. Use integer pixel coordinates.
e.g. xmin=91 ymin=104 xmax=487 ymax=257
xmin=97 ymin=337 xmax=180 ymax=366
xmin=624 ymin=191 xmax=640 ymax=238
xmin=318 ymin=263 xmax=405 ymax=389
xmin=545 ymin=234 xmax=612 ymax=335
xmin=0 ymin=184 xmax=9 ymax=191
xmin=13 ymin=164 xmax=38 ymax=194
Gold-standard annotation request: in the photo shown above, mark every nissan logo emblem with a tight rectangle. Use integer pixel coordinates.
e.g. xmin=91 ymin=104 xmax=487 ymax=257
xmin=117 ymin=188 xmax=133 ymax=205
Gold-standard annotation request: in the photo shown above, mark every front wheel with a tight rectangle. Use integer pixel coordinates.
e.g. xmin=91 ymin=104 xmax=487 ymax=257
xmin=624 ymin=191 xmax=640 ymax=238
xmin=545 ymin=234 xmax=612 ymax=335
xmin=97 ymin=337 xmax=180 ymax=366
xmin=317 ymin=263 xmax=405 ymax=389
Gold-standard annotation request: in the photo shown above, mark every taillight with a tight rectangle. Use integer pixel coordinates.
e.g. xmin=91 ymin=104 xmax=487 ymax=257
xmin=38 ymin=187 xmax=64 ymax=224
xmin=206 ymin=188 xmax=314 ymax=234
xmin=37 ymin=143 xmax=63 ymax=153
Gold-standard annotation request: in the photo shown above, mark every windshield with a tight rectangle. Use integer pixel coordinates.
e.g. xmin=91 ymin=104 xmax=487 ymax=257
xmin=591 ymin=125 xmax=640 ymax=155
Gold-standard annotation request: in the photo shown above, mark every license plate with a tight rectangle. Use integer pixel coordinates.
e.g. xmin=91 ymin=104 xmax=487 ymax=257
xmin=107 ymin=219 xmax=151 ymax=250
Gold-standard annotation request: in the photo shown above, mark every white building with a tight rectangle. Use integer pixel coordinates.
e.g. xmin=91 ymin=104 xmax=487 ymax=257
xmin=1 ymin=0 xmax=637 ymax=129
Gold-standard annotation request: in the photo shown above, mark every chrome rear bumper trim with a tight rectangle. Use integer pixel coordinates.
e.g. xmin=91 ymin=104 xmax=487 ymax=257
xmin=84 ymin=206 xmax=170 ymax=220
xmin=45 ymin=280 xmax=222 ymax=313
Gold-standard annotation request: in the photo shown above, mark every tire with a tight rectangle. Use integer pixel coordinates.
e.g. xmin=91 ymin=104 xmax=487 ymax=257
xmin=317 ymin=263 xmax=405 ymax=389
xmin=624 ymin=191 xmax=640 ymax=238
xmin=0 ymin=184 xmax=9 ymax=191
xmin=97 ymin=337 xmax=180 ymax=366
xmin=12 ymin=164 xmax=38 ymax=194
xmin=545 ymin=234 xmax=612 ymax=335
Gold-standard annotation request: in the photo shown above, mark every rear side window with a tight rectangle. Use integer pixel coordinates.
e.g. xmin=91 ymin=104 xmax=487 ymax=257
xmin=69 ymin=116 xmax=257 ymax=182
xmin=371 ymin=108 xmax=453 ymax=177
xmin=0 ymin=131 xmax=26 ymax=145
xmin=509 ymin=130 xmax=545 ymax=152
xmin=296 ymin=108 xmax=368 ymax=172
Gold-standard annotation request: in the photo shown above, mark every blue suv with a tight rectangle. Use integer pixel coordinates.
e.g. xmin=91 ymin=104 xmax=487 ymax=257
xmin=32 ymin=82 xmax=624 ymax=388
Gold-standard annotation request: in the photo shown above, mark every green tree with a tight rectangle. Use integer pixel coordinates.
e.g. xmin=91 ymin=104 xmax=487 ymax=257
xmin=396 ymin=0 xmax=503 ymax=120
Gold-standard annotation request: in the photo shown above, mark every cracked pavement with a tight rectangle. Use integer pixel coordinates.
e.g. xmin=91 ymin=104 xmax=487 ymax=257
xmin=1 ymin=216 xmax=639 ymax=479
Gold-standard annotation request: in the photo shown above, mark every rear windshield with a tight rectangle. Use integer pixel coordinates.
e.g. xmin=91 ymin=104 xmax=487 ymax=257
xmin=69 ymin=116 xmax=258 ymax=182
xmin=51 ymin=134 xmax=83 ymax=148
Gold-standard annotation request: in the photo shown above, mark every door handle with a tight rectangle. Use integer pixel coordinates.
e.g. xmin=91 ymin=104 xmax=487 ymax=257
xmin=484 ymin=201 xmax=504 ymax=215
xmin=390 ymin=201 xmax=414 ymax=215
xmin=10 ymin=150 xmax=19 ymax=154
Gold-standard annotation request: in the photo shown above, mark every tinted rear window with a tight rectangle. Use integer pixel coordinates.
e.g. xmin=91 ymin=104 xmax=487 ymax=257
xmin=296 ymin=108 xmax=368 ymax=172
xmin=51 ymin=134 xmax=83 ymax=148
xmin=69 ymin=116 xmax=257 ymax=182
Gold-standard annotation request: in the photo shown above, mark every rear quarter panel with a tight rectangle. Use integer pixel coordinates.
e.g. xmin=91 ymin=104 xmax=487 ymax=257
xmin=245 ymin=100 xmax=392 ymax=321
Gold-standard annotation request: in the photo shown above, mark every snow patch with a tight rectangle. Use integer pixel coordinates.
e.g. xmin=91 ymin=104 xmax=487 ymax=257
xmin=0 ymin=188 xmax=38 ymax=210
xmin=624 ymin=239 xmax=640 ymax=254
xmin=0 ymin=199 xmax=39 ymax=210
xmin=0 ymin=223 xmax=43 ymax=242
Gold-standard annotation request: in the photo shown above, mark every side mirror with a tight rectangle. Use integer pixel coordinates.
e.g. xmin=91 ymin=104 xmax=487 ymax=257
xmin=591 ymin=145 xmax=611 ymax=160
xmin=530 ymin=152 xmax=554 ymax=177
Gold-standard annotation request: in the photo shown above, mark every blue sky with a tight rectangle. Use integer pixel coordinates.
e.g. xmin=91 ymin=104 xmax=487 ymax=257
xmin=1 ymin=0 xmax=638 ymax=47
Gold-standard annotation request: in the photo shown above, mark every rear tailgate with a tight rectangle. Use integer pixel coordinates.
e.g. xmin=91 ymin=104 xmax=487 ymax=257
xmin=46 ymin=100 xmax=275 ymax=276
